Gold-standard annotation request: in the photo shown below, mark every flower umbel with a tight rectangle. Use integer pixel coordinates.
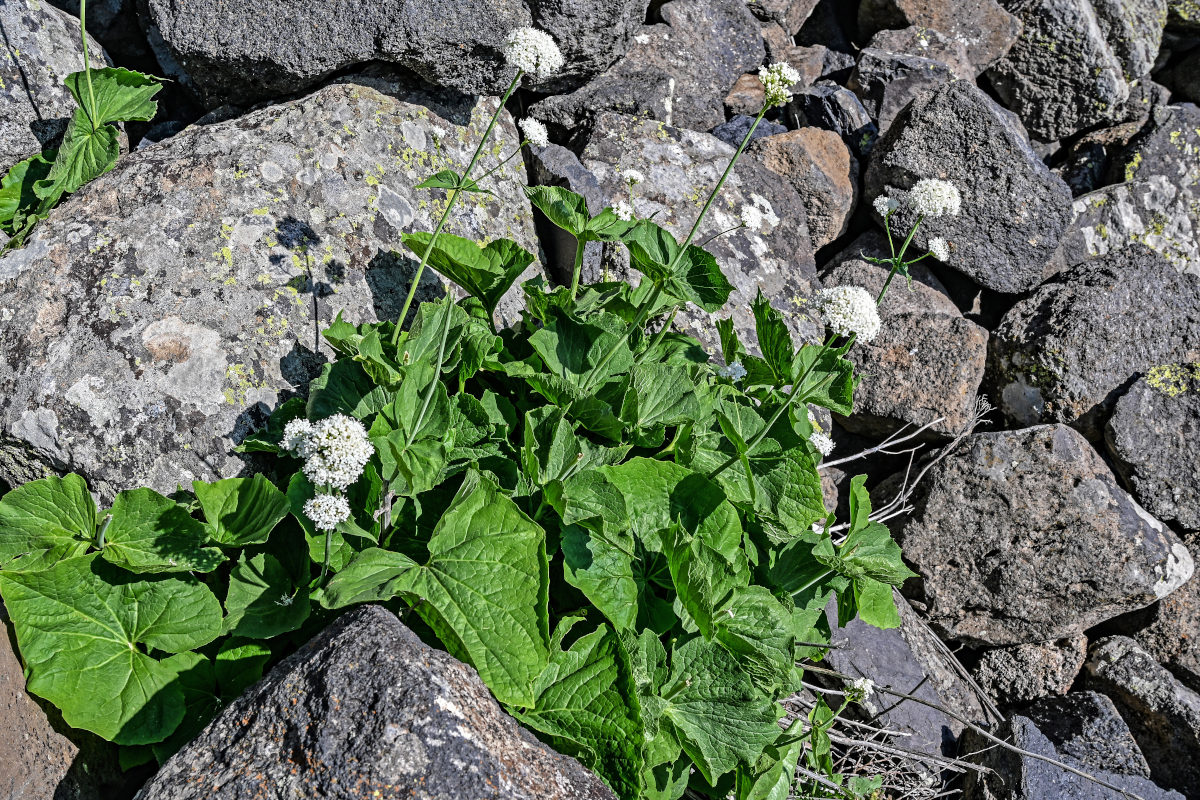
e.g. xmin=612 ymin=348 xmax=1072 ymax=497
xmin=718 ymin=361 xmax=747 ymax=381
xmin=613 ymin=200 xmax=634 ymax=221
xmin=503 ymin=28 xmax=564 ymax=79
xmin=814 ymin=286 xmax=882 ymax=342
xmin=622 ymin=168 xmax=645 ymax=186
xmin=907 ymin=179 xmax=961 ymax=218
xmin=303 ymin=493 xmax=351 ymax=532
xmin=849 ymin=677 xmax=875 ymax=702
xmin=928 ymin=237 xmax=951 ymax=261
xmin=759 ymin=62 xmax=802 ymax=108
xmin=519 ymin=118 xmax=549 ymax=148
xmin=282 ymin=418 xmax=314 ymax=456
xmin=298 ymin=414 xmax=374 ymax=490
xmin=810 ymin=431 xmax=834 ymax=457
xmin=873 ymin=195 xmax=899 ymax=217
xmin=740 ymin=205 xmax=764 ymax=232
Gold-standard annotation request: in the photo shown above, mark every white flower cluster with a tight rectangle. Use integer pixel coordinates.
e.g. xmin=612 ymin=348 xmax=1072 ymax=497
xmin=613 ymin=200 xmax=634 ymax=221
xmin=718 ymin=361 xmax=747 ymax=381
xmin=810 ymin=430 xmax=834 ymax=457
xmin=928 ymin=236 xmax=950 ymax=261
xmin=849 ymin=676 xmax=875 ymax=701
xmin=519 ymin=118 xmax=549 ymax=148
xmin=907 ymin=178 xmax=961 ymax=218
xmin=872 ymin=195 xmax=899 ymax=217
xmin=814 ymin=285 xmax=882 ymax=342
xmin=285 ymin=414 xmax=373 ymax=491
xmin=622 ymin=168 xmax=645 ymax=186
xmin=759 ymin=62 xmax=801 ymax=108
xmin=302 ymin=494 xmax=351 ymax=532
xmin=503 ymin=27 xmax=564 ymax=79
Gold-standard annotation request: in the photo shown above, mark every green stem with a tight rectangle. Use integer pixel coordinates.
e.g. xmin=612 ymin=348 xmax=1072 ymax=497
xmin=636 ymin=306 xmax=678 ymax=364
xmin=390 ymin=73 xmax=523 ymax=345
xmin=320 ymin=528 xmax=333 ymax=582
xmin=79 ymin=0 xmax=98 ymax=131
xmin=568 ymin=235 xmax=587 ymax=301
xmin=582 ymin=283 xmax=661 ymax=391
xmin=474 ymin=144 xmax=526 ymax=185
xmin=95 ymin=513 xmax=112 ymax=550
xmin=876 ymin=214 xmax=924 ymax=304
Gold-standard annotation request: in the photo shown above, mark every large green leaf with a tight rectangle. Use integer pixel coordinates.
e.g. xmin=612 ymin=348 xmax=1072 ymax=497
xmin=510 ymin=619 xmax=645 ymax=797
xmin=223 ymin=552 xmax=311 ymax=639
xmin=0 ymin=474 xmax=95 ymax=569
xmin=524 ymin=185 xmax=591 ymax=237
xmin=402 ymin=232 xmax=534 ymax=317
xmin=100 ymin=488 xmax=225 ymax=574
xmin=619 ymin=364 xmax=708 ymax=446
xmin=0 ymin=151 xmax=54 ymax=230
xmin=64 ymin=67 xmax=161 ymax=127
xmin=0 ymin=554 xmax=222 ymax=744
xmin=791 ymin=343 xmax=857 ymax=416
xmin=714 ymin=585 xmax=799 ymax=692
xmin=602 ymin=458 xmax=735 ymax=554
xmin=750 ymin=291 xmax=794 ymax=386
xmin=33 ymin=108 xmax=119 ymax=207
xmin=528 ymin=307 xmax=634 ymax=389
xmin=662 ymin=525 xmax=748 ymax=638
xmin=193 ymin=475 xmax=289 ymax=547
xmin=735 ymin=720 xmax=805 ymax=800
xmin=623 ymin=220 xmax=734 ymax=312
xmin=306 ymin=359 xmax=391 ymax=420
xmin=560 ymin=524 xmax=638 ymax=630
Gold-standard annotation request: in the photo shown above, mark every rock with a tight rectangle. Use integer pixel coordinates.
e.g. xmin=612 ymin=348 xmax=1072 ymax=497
xmin=1122 ymin=533 xmax=1200 ymax=691
xmin=822 ymin=591 xmax=995 ymax=758
xmin=135 ymin=606 xmax=615 ymax=800
xmin=865 ymin=80 xmax=1075 ymax=294
xmin=530 ymin=0 xmax=764 ymax=135
xmin=0 ymin=0 xmax=109 ymax=175
xmin=1051 ymin=118 xmax=1147 ymax=196
xmin=987 ymin=246 xmax=1200 ymax=436
xmin=866 ymin=25 xmax=977 ymax=79
xmin=1088 ymin=636 xmax=1200 ymax=796
xmin=972 ymin=636 xmax=1088 ymax=704
xmin=1092 ymin=0 xmax=1171 ymax=80
xmin=47 ymin=0 xmax=155 ymax=70
xmin=1106 ymin=373 xmax=1200 ymax=530
xmin=745 ymin=0 xmax=820 ymax=33
xmin=796 ymin=0 xmax=855 ymax=52
xmin=751 ymin=128 xmax=857 ymax=248
xmin=724 ymin=74 xmax=766 ymax=117
xmin=961 ymin=714 xmax=1185 ymax=800
xmin=818 ymin=234 xmax=988 ymax=439
xmin=1169 ymin=0 xmax=1200 ymax=28
xmin=710 ymin=115 xmax=788 ymax=148
xmin=857 ymin=0 xmax=1022 ymax=70
xmin=579 ymin=112 xmax=820 ymax=353
xmin=1025 ymin=691 xmax=1153 ymax=777
xmin=789 ymin=82 xmax=879 ymax=158
xmin=785 ymin=44 xmax=857 ymax=86
xmin=0 ymin=77 xmax=539 ymax=498
xmin=848 ymin=48 xmax=955 ymax=135
xmin=897 ymin=424 xmax=1195 ymax=646
xmin=760 ymin=21 xmax=794 ymax=64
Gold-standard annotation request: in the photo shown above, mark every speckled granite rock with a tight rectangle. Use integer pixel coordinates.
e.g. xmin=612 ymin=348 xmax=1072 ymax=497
xmin=135 ymin=606 xmax=615 ymax=800
xmin=972 ymin=636 xmax=1088 ymax=704
xmin=0 ymin=0 xmax=109 ymax=175
xmin=987 ymin=245 xmax=1200 ymax=437
xmin=0 ymin=76 xmax=539 ymax=498
xmin=897 ymin=424 xmax=1194 ymax=646
xmin=856 ymin=0 xmax=1022 ymax=70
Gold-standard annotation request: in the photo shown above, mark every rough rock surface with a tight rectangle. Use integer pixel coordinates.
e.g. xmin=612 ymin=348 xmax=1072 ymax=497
xmin=818 ymin=234 xmax=988 ymax=439
xmin=897 ymin=424 xmax=1195 ymax=646
xmin=972 ymin=636 xmax=1088 ymax=704
xmin=848 ymin=48 xmax=955 ymax=135
xmin=0 ymin=0 xmax=109 ymax=175
xmin=1088 ymin=636 xmax=1200 ymax=796
xmin=1093 ymin=0 xmax=1171 ymax=79
xmin=1170 ymin=0 xmax=1200 ymax=28
xmin=866 ymin=26 xmax=976 ymax=78
xmin=745 ymin=0 xmax=820 ymax=33
xmin=0 ymin=77 xmax=539 ymax=498
xmin=857 ymin=0 xmax=1022 ymax=70
xmin=580 ymin=112 xmax=820 ymax=353
xmin=530 ymin=0 xmax=765 ymax=135
xmin=988 ymin=245 xmax=1200 ymax=436
xmin=146 ymin=0 xmax=649 ymax=106
xmin=711 ymin=115 xmax=788 ymax=149
xmin=1025 ymin=691 xmax=1153 ymax=778
xmin=750 ymin=128 xmax=857 ymax=248
xmin=1106 ymin=373 xmax=1200 ymax=530
xmin=1119 ymin=533 xmax=1200 ymax=691
xmin=866 ymin=80 xmax=1075 ymax=294
xmin=789 ymin=82 xmax=878 ymax=159
xmin=135 ymin=605 xmax=616 ymax=800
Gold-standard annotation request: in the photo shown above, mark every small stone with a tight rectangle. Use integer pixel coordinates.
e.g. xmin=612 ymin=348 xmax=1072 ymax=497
xmin=1025 ymin=691 xmax=1154 ymax=778
xmin=751 ymin=128 xmax=857 ymax=248
xmin=866 ymin=25 xmax=976 ymax=78
xmin=724 ymin=74 xmax=766 ymax=117
xmin=848 ymin=47 xmax=955 ymax=135
xmin=857 ymin=0 xmax=1022 ymax=70
xmin=973 ymin=636 xmax=1088 ymax=704
xmin=789 ymin=82 xmax=879 ymax=158
xmin=710 ymin=115 xmax=788 ymax=149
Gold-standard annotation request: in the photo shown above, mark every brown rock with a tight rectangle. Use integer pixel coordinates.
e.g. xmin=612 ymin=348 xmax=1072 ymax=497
xmin=725 ymin=73 xmax=766 ymax=117
xmin=751 ymin=128 xmax=857 ymax=248
xmin=746 ymin=0 xmax=821 ymax=34
xmin=973 ymin=636 xmax=1088 ymax=704
xmin=760 ymin=21 xmax=794 ymax=63
xmin=857 ymin=0 xmax=1022 ymax=70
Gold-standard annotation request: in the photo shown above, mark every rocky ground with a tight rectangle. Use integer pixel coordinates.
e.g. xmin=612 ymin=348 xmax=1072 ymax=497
xmin=1 ymin=0 xmax=1199 ymax=798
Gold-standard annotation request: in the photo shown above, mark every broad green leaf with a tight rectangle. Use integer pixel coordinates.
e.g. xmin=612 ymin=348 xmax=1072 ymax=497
xmin=0 ymin=554 xmax=222 ymax=744
xmin=736 ymin=720 xmax=805 ymax=800
xmin=510 ymin=620 xmax=645 ymax=797
xmin=101 ymin=488 xmax=224 ymax=573
xmin=528 ymin=307 xmax=634 ymax=389
xmin=602 ymin=458 xmax=738 ymax=554
xmin=852 ymin=577 xmax=903 ymax=630
xmin=415 ymin=169 xmax=489 ymax=194
xmin=0 ymin=474 xmax=95 ymax=569
xmin=372 ymin=362 xmax=451 ymax=496
xmin=792 ymin=343 xmax=857 ymax=415
xmin=402 ymin=232 xmax=534 ymax=317
xmin=660 ymin=636 xmax=783 ymax=784
xmin=64 ymin=67 xmax=161 ymax=126
xmin=33 ymin=108 xmax=119 ymax=208
xmin=751 ymin=291 xmax=793 ymax=385
xmin=716 ymin=317 xmax=742 ymax=366
xmin=223 ymin=553 xmax=311 ymax=639
xmin=623 ymin=220 xmax=734 ymax=312
xmin=215 ymin=639 xmax=272 ymax=698
xmin=317 ymin=547 xmax=420 ymax=608
xmin=0 ymin=151 xmax=54 ymax=229
xmin=663 ymin=524 xmax=748 ymax=637
xmin=714 ymin=585 xmax=799 ymax=692
xmin=620 ymin=364 xmax=707 ymax=445
xmin=522 ymin=372 xmax=625 ymax=442
xmin=524 ymin=185 xmax=590 ymax=236
xmin=306 ymin=359 xmax=390 ymax=420
xmin=193 ymin=475 xmax=289 ymax=547
xmin=150 ymin=651 xmax=218 ymax=763
xmin=560 ymin=524 xmax=638 ymax=630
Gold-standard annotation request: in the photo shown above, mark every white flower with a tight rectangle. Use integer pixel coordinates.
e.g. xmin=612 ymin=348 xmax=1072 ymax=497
xmin=810 ymin=430 xmax=834 ymax=457
xmin=622 ymin=168 xmax=645 ymax=185
xmin=739 ymin=205 xmax=764 ymax=231
xmin=850 ymin=677 xmax=875 ymax=701
xmin=303 ymin=493 xmax=351 ymax=532
xmin=873 ymin=195 xmax=899 ymax=217
xmin=519 ymin=118 xmax=549 ymax=148
xmin=613 ymin=200 xmax=634 ymax=221
xmin=718 ymin=361 xmax=747 ymax=381
xmin=907 ymin=178 xmax=962 ymax=218
xmin=814 ymin=285 xmax=882 ymax=342
xmin=928 ymin=236 xmax=951 ymax=261
xmin=300 ymin=413 xmax=374 ymax=490
xmin=503 ymin=27 xmax=564 ymax=79
xmin=282 ymin=418 xmax=314 ymax=456
xmin=758 ymin=61 xmax=802 ymax=108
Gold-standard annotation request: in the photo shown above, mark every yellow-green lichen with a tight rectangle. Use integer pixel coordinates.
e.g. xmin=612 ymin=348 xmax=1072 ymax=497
xmin=1146 ymin=363 xmax=1200 ymax=397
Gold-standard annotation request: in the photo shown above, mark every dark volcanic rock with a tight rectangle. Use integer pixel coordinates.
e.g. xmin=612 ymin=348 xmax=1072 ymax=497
xmin=711 ymin=115 xmax=788 ymax=148
xmin=972 ymin=636 xmax=1088 ymax=704
xmin=866 ymin=25 xmax=976 ymax=78
xmin=848 ymin=48 xmax=955 ymax=135
xmin=988 ymin=246 xmax=1200 ymax=436
xmin=1123 ymin=533 xmax=1200 ymax=692
xmin=745 ymin=0 xmax=820 ymax=33
xmin=1025 ymin=691 xmax=1153 ymax=778
xmin=789 ymin=82 xmax=879 ymax=158
xmin=866 ymin=80 xmax=1075 ymax=294
xmin=135 ymin=606 xmax=615 ymax=800
xmin=857 ymin=0 xmax=1022 ymax=70
xmin=897 ymin=424 xmax=1194 ymax=646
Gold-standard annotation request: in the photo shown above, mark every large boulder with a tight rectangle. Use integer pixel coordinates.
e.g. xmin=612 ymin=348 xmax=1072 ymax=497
xmin=136 ymin=605 xmax=615 ymax=800
xmin=856 ymin=0 xmax=1022 ymax=71
xmin=750 ymin=128 xmax=857 ymax=249
xmin=896 ymin=424 xmax=1194 ymax=646
xmin=987 ymin=245 xmax=1200 ymax=437
xmin=865 ymin=80 xmax=1074 ymax=294
xmin=0 ymin=0 xmax=109 ymax=175
xmin=0 ymin=76 xmax=539 ymax=498
xmin=146 ymin=0 xmax=649 ymax=106
xmin=865 ymin=26 xmax=976 ymax=79
xmin=1118 ymin=532 xmax=1200 ymax=692
xmin=1025 ymin=691 xmax=1154 ymax=778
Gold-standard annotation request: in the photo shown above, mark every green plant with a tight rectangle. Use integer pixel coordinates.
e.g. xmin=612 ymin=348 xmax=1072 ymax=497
xmin=0 ymin=39 xmax=957 ymax=799
xmin=0 ymin=0 xmax=162 ymax=247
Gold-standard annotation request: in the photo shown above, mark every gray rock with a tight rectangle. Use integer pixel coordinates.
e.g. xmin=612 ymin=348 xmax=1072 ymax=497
xmin=724 ymin=74 xmax=767 ymax=117
xmin=866 ymin=25 xmax=977 ymax=78
xmin=0 ymin=77 xmax=540 ymax=499
xmin=750 ymin=127 xmax=857 ymax=248
xmin=530 ymin=0 xmax=764 ymax=135
xmin=789 ymin=82 xmax=878 ymax=158
xmin=146 ymin=0 xmax=647 ymax=107
xmin=1169 ymin=0 xmax=1200 ymax=28
xmin=0 ymin=0 xmax=109 ymax=175
xmin=745 ymin=0 xmax=820 ymax=33
xmin=857 ymin=0 xmax=1022 ymax=70
xmin=987 ymin=246 xmax=1200 ymax=436
xmin=973 ymin=636 xmax=1088 ymax=704
xmin=710 ymin=115 xmax=788 ymax=149
xmin=1088 ymin=635 xmax=1200 ymax=796
xmin=579 ymin=112 xmax=820 ymax=354
xmin=897 ymin=424 xmax=1195 ymax=646
xmin=1124 ymin=533 xmax=1200 ymax=692
xmin=865 ymin=80 xmax=1075 ymax=294
xmin=782 ymin=43 xmax=857 ymax=86
xmin=961 ymin=714 xmax=1184 ymax=800
xmin=1106 ymin=373 xmax=1200 ymax=530
xmin=1025 ymin=691 xmax=1153 ymax=777
xmin=1051 ymin=117 xmax=1147 ymax=196
xmin=1092 ymin=0 xmax=1171 ymax=80
xmin=47 ymin=0 xmax=153 ymax=68
xmin=848 ymin=48 xmax=955 ymax=135
xmin=135 ymin=606 xmax=615 ymax=800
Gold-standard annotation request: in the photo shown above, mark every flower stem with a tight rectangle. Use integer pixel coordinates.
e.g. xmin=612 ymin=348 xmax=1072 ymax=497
xmin=568 ymin=236 xmax=587 ymax=301
xmin=876 ymin=213 xmax=924 ymax=304
xmin=582 ymin=283 xmax=661 ymax=391
xmin=79 ymin=0 xmax=98 ymax=131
